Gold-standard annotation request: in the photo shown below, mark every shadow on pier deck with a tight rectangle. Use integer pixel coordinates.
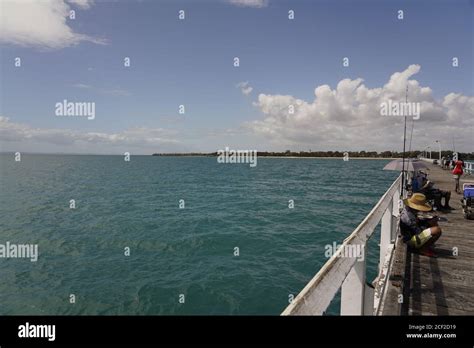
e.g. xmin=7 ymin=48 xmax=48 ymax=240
xmin=383 ymin=163 xmax=474 ymax=315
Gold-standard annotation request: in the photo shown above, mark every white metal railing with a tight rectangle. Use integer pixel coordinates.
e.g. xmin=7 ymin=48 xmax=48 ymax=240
xmin=419 ymin=157 xmax=437 ymax=164
xmin=420 ymin=157 xmax=473 ymax=175
xmin=465 ymin=162 xmax=473 ymax=175
xmin=281 ymin=173 xmax=402 ymax=316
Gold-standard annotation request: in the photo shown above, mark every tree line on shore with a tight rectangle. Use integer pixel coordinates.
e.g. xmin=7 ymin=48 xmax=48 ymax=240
xmin=152 ymin=150 xmax=474 ymax=160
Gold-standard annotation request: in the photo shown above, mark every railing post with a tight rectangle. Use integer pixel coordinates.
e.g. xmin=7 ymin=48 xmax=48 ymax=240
xmin=392 ymin=190 xmax=400 ymax=240
xmin=341 ymin=244 xmax=367 ymax=315
xmin=374 ymin=190 xmax=400 ymax=314
xmin=467 ymin=162 xmax=473 ymax=175
xmin=379 ymin=205 xmax=392 ymax=272
xmin=364 ymin=282 xmax=375 ymax=315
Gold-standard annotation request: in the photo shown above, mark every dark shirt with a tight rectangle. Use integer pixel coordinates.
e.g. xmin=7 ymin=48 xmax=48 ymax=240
xmin=400 ymin=206 xmax=423 ymax=241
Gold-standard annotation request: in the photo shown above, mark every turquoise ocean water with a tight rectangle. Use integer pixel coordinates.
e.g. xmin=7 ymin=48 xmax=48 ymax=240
xmin=0 ymin=154 xmax=398 ymax=315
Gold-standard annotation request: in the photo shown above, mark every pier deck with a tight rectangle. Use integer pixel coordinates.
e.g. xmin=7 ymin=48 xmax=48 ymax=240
xmin=383 ymin=163 xmax=474 ymax=315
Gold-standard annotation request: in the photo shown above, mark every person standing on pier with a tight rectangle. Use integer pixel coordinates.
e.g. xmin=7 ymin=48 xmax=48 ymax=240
xmin=452 ymin=157 xmax=465 ymax=193
xmin=400 ymin=193 xmax=442 ymax=257
xmin=445 ymin=155 xmax=452 ymax=170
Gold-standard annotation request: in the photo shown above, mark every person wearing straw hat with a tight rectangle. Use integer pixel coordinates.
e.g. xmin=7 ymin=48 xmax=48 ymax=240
xmin=400 ymin=193 xmax=442 ymax=257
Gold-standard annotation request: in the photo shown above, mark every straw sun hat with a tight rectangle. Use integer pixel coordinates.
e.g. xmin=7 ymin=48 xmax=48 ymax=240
xmin=404 ymin=193 xmax=432 ymax=212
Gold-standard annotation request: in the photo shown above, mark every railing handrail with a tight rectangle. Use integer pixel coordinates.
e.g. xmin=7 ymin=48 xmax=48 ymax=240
xmin=281 ymin=173 xmax=402 ymax=316
xmin=423 ymin=157 xmax=474 ymax=175
xmin=465 ymin=161 xmax=473 ymax=175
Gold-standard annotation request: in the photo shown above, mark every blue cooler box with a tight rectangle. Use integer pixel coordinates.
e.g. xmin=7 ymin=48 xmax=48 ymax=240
xmin=464 ymin=184 xmax=474 ymax=198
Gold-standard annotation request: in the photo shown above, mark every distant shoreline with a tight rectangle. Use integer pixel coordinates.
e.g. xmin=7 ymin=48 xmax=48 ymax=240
xmin=152 ymin=150 xmax=473 ymax=160
xmin=0 ymin=153 xmax=396 ymax=159
xmin=2 ymin=152 xmax=472 ymax=160
xmin=263 ymin=156 xmax=397 ymax=160
xmin=151 ymin=154 xmax=398 ymax=159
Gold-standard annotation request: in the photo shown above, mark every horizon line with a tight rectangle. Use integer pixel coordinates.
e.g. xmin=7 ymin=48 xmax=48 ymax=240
xmin=1 ymin=150 xmax=472 ymax=156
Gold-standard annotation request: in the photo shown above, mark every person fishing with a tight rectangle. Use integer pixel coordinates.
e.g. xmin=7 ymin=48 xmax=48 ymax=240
xmin=400 ymin=193 xmax=442 ymax=257
xmin=452 ymin=157 xmax=464 ymax=193
xmin=415 ymin=173 xmax=452 ymax=210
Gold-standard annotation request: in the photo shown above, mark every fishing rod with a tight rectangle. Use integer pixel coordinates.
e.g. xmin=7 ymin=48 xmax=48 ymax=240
xmin=408 ymin=117 xmax=415 ymax=153
xmin=401 ymin=85 xmax=408 ymax=196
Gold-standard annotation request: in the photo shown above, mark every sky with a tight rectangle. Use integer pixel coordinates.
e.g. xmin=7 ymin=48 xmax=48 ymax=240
xmin=0 ymin=0 xmax=473 ymax=154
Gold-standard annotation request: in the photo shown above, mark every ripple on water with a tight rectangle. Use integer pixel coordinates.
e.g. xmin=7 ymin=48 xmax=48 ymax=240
xmin=0 ymin=155 xmax=397 ymax=315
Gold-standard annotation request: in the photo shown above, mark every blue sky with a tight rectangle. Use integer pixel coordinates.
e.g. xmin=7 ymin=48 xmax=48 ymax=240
xmin=1 ymin=0 xmax=473 ymax=154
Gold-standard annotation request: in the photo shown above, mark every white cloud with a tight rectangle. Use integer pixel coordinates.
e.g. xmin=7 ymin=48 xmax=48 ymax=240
xmin=72 ymin=83 xmax=132 ymax=97
xmin=0 ymin=116 xmax=181 ymax=153
xmin=228 ymin=0 xmax=269 ymax=8
xmin=236 ymin=81 xmax=253 ymax=96
xmin=247 ymin=65 xmax=474 ymax=152
xmin=67 ymin=0 xmax=94 ymax=10
xmin=72 ymin=83 xmax=92 ymax=89
xmin=0 ymin=0 xmax=106 ymax=49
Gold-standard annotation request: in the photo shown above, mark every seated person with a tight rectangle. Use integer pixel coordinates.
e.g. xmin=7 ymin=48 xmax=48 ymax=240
xmin=418 ymin=179 xmax=451 ymax=210
xmin=411 ymin=171 xmax=427 ymax=192
xmin=400 ymin=193 xmax=442 ymax=257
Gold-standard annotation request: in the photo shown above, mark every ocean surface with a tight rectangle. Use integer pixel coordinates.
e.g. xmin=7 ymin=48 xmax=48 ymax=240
xmin=0 ymin=154 xmax=398 ymax=315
